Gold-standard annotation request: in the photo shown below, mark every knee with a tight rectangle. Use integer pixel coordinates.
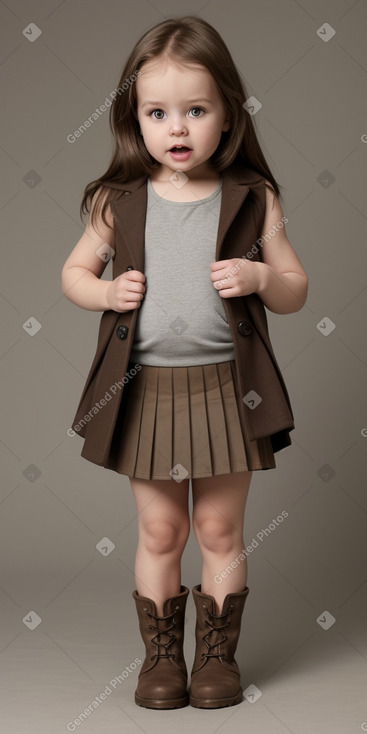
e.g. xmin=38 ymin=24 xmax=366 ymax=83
xmin=193 ymin=517 xmax=238 ymax=554
xmin=141 ymin=518 xmax=189 ymax=555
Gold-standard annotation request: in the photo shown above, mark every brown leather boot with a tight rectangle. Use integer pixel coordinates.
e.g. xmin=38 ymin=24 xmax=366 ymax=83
xmin=189 ymin=584 xmax=250 ymax=708
xmin=132 ymin=585 xmax=190 ymax=709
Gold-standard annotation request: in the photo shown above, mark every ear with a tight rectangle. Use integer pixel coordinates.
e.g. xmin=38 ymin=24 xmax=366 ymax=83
xmin=222 ymin=108 xmax=231 ymax=132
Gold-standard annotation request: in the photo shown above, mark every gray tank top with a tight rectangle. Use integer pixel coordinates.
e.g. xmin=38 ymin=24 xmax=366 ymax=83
xmin=129 ymin=177 xmax=236 ymax=366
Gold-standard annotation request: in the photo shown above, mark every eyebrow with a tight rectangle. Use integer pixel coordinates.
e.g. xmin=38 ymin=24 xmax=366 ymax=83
xmin=141 ymin=99 xmax=213 ymax=108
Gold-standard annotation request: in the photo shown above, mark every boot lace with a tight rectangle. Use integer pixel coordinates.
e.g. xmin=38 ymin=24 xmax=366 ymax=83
xmin=201 ymin=604 xmax=233 ymax=660
xmin=146 ymin=607 xmax=179 ymax=661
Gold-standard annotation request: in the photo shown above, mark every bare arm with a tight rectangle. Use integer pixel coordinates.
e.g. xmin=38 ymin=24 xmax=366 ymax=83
xmin=61 ymin=189 xmax=145 ymax=312
xmin=62 ymin=264 xmax=112 ymax=312
xmin=210 ymin=183 xmax=308 ymax=313
xmin=61 ymin=190 xmax=114 ymax=311
xmin=255 ymin=183 xmax=308 ymax=314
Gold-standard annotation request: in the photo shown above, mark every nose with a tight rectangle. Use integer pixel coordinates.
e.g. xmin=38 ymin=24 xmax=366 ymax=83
xmin=169 ymin=116 xmax=188 ymax=135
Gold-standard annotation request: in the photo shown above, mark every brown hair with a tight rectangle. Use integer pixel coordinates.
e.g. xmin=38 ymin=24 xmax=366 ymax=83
xmin=81 ymin=15 xmax=283 ymax=231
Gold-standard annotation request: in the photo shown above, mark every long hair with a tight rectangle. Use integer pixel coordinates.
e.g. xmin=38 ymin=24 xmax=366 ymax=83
xmin=81 ymin=16 xmax=283 ymax=230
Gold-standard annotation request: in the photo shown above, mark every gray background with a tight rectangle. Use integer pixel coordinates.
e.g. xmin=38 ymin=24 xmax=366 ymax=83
xmin=1 ymin=0 xmax=367 ymax=732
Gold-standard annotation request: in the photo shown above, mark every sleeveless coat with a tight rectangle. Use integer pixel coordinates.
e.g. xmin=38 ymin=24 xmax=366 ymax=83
xmin=70 ymin=161 xmax=295 ymax=466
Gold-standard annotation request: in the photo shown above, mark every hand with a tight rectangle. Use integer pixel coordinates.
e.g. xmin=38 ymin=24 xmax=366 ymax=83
xmin=209 ymin=258 xmax=262 ymax=298
xmin=106 ymin=270 xmax=146 ymax=312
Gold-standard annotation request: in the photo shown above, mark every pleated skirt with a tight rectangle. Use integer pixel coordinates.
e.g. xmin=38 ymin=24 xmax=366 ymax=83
xmin=106 ymin=360 xmax=276 ymax=480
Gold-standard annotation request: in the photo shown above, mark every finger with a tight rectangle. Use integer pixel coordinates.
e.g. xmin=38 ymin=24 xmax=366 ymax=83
xmin=211 ymin=270 xmax=234 ymax=285
xmin=210 ymin=268 xmax=229 ymax=282
xmin=126 ymin=270 xmax=146 ymax=282
xmin=125 ymin=290 xmax=141 ymax=299
xmin=210 ymin=259 xmax=231 ymax=269
xmin=217 ymin=287 xmax=233 ymax=297
xmin=127 ymin=282 xmax=145 ymax=292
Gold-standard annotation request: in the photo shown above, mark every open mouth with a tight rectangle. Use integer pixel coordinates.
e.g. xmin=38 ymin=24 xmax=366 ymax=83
xmin=169 ymin=146 xmax=192 ymax=152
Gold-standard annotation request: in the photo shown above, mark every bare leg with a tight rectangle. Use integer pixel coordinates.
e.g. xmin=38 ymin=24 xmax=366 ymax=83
xmin=129 ymin=477 xmax=190 ymax=615
xmin=191 ymin=471 xmax=252 ymax=613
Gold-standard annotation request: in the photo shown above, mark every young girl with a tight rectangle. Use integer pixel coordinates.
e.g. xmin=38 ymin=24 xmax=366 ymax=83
xmin=62 ymin=16 xmax=308 ymax=711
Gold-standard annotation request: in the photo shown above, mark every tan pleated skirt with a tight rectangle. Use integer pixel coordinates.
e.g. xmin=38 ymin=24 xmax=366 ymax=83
xmin=106 ymin=360 xmax=276 ymax=480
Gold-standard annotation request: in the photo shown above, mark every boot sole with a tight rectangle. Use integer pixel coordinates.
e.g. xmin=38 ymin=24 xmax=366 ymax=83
xmin=189 ymin=690 xmax=243 ymax=708
xmin=135 ymin=692 xmax=189 ymax=709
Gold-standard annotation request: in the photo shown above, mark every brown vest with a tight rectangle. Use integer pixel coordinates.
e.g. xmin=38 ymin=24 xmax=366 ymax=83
xmin=71 ymin=161 xmax=295 ymax=466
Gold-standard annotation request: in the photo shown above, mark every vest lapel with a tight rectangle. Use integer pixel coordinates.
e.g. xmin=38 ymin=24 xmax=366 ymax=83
xmin=215 ymin=171 xmax=250 ymax=261
xmin=109 ymin=163 xmax=254 ymax=269
xmin=109 ymin=177 xmax=147 ymax=273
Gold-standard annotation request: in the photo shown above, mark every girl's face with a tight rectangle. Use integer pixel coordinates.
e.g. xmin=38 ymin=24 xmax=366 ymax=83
xmin=136 ymin=58 xmax=231 ymax=179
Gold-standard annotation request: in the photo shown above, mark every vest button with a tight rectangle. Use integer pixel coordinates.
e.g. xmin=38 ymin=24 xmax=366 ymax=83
xmin=116 ymin=325 xmax=128 ymax=340
xmin=238 ymin=321 xmax=252 ymax=336
xmin=126 ymin=265 xmax=134 ymax=271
